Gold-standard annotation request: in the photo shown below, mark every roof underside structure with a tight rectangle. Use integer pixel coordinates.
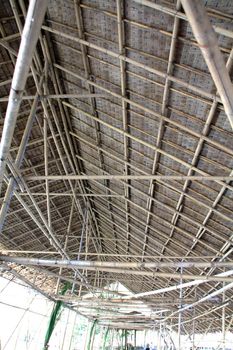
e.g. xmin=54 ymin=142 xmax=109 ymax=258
xmin=0 ymin=0 xmax=233 ymax=335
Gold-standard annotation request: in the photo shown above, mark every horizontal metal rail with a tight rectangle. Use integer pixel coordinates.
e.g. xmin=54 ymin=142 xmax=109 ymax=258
xmin=24 ymin=174 xmax=233 ymax=181
xmin=1 ymin=256 xmax=233 ymax=269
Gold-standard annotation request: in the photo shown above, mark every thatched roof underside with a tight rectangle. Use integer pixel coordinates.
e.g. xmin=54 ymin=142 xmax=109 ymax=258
xmin=0 ymin=0 xmax=233 ymax=334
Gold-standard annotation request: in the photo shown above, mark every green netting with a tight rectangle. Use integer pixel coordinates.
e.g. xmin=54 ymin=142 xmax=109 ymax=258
xmin=43 ymin=283 xmax=70 ymax=349
xmin=87 ymin=319 xmax=98 ymax=350
xmin=119 ymin=329 xmax=129 ymax=350
xmin=102 ymin=326 xmax=109 ymax=350
xmin=121 ymin=329 xmax=125 ymax=350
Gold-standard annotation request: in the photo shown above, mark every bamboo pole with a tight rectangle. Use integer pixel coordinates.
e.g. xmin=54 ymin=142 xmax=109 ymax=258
xmin=44 ymin=105 xmax=51 ymax=229
xmin=0 ymin=93 xmax=105 ymax=102
xmin=42 ymin=24 xmax=222 ymax=103
xmin=180 ymin=0 xmax=233 ymax=129
xmin=24 ymin=174 xmax=233 ymax=182
xmin=178 ymin=269 xmax=183 ymax=350
xmin=55 ymin=60 xmax=233 ymax=159
xmin=1 ymin=257 xmax=233 ymax=285
xmin=161 ymin=46 xmax=233 ymax=283
xmin=116 ymin=0 xmax=131 ymax=257
xmin=2 ymin=1 xmax=79 ymax=262
xmin=2 ymin=256 xmax=233 ymax=269
xmin=222 ymin=280 xmax=226 ymax=350
xmin=11 ymin=0 xmax=104 ymax=278
xmin=163 ymin=281 xmax=233 ymax=323
xmin=72 ymin=0 xmax=107 ymax=257
xmin=0 ymin=0 xmax=48 ymax=193
xmin=192 ymin=289 xmax=196 ymax=350
xmin=0 ymin=74 xmax=45 ymax=231
xmin=132 ymin=0 xmax=233 ymax=39
xmin=71 ymin=209 xmax=88 ymax=293
xmin=140 ymin=0 xmax=182 ymax=262
xmin=0 ymin=251 xmax=219 ymax=259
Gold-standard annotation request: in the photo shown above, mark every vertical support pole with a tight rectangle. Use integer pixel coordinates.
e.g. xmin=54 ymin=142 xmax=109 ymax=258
xmin=134 ymin=330 xmax=136 ymax=349
xmin=222 ymin=280 xmax=226 ymax=350
xmin=84 ymin=217 xmax=90 ymax=279
xmin=162 ymin=324 xmax=165 ymax=350
xmin=121 ymin=330 xmax=124 ymax=350
xmin=44 ymin=114 xmax=51 ymax=228
xmin=87 ymin=320 xmax=97 ymax=350
xmin=192 ymin=288 xmax=196 ymax=350
xmin=125 ymin=329 xmax=127 ymax=350
xmin=158 ymin=324 xmax=162 ymax=350
xmin=90 ymin=328 xmax=95 ymax=350
xmin=178 ymin=268 xmax=183 ymax=350
xmin=72 ymin=208 xmax=88 ymax=293
xmin=110 ymin=328 xmax=115 ymax=350
xmin=43 ymin=60 xmax=51 ymax=229
xmin=55 ymin=198 xmax=75 ymax=293
xmin=192 ymin=313 xmax=195 ymax=350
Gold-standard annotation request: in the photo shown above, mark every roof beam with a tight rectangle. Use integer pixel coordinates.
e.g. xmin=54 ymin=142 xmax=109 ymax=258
xmin=43 ymin=25 xmax=222 ymax=104
xmin=141 ymin=0 xmax=181 ymax=262
xmin=0 ymin=94 xmax=105 ymax=102
xmin=1 ymin=256 xmax=233 ymax=283
xmin=180 ymin=0 xmax=233 ymax=129
xmin=24 ymin=174 xmax=233 ymax=182
xmin=132 ymin=0 xmax=233 ymax=39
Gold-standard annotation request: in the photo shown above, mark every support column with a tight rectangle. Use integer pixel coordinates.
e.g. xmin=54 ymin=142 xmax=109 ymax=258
xmin=192 ymin=289 xmax=196 ymax=350
xmin=110 ymin=329 xmax=115 ymax=350
xmin=178 ymin=268 xmax=183 ymax=350
xmin=222 ymin=281 xmax=226 ymax=350
xmin=125 ymin=329 xmax=127 ymax=350
xmin=158 ymin=324 xmax=162 ymax=350
xmin=71 ymin=208 xmax=88 ymax=293
xmin=192 ymin=311 xmax=195 ymax=350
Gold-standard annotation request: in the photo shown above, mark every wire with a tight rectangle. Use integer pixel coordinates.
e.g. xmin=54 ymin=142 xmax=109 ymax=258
xmin=2 ymin=276 xmax=48 ymax=349
xmin=0 ymin=276 xmax=13 ymax=294
xmin=0 ymin=300 xmax=47 ymax=317
xmin=3 ymin=294 xmax=37 ymax=350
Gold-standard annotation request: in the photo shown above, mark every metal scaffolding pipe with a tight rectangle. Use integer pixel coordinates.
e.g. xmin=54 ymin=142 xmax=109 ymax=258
xmin=180 ymin=0 xmax=233 ymax=129
xmin=0 ymin=0 xmax=48 ymax=194
xmin=66 ymin=267 xmax=233 ymax=283
xmin=1 ymin=256 xmax=233 ymax=269
xmin=25 ymin=174 xmax=233 ymax=182
xmin=123 ymin=270 xmax=233 ymax=300
xmin=164 ymin=280 xmax=233 ymax=323
xmin=0 ymin=251 xmax=218 ymax=259
xmin=0 ymin=93 xmax=105 ymax=102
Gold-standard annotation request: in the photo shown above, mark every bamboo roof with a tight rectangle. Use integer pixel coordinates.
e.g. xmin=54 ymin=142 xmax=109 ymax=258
xmin=0 ymin=0 xmax=233 ymax=334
